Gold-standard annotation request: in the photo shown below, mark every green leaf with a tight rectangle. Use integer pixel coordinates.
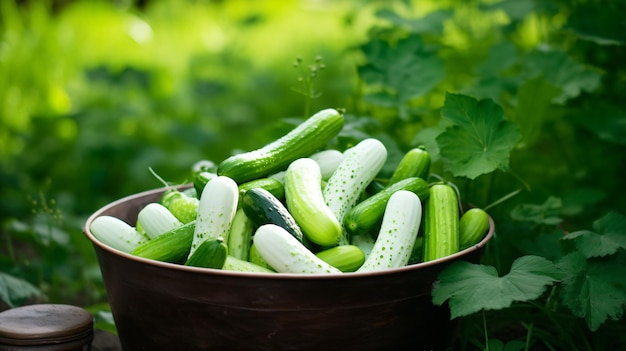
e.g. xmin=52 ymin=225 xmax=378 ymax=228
xmin=523 ymin=50 xmax=602 ymax=103
xmin=557 ymin=251 xmax=626 ymax=331
xmin=574 ymin=104 xmax=626 ymax=146
xmin=376 ymin=9 xmax=452 ymax=34
xmin=487 ymin=339 xmax=527 ymax=351
xmin=432 ymin=255 xmax=563 ymax=319
xmin=562 ymin=212 xmax=626 ymax=258
xmin=513 ymin=77 xmax=561 ymax=146
xmin=0 ymin=273 xmax=43 ymax=308
xmin=510 ymin=196 xmax=563 ymax=225
xmin=358 ymin=35 xmax=444 ymax=113
xmin=436 ymin=93 xmax=522 ymax=179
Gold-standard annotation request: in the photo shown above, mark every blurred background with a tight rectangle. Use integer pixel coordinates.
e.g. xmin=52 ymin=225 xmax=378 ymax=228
xmin=1 ymin=0 xmax=624 ymax=341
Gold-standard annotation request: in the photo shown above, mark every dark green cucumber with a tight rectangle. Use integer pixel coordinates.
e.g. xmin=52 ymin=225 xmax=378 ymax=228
xmin=238 ymin=177 xmax=285 ymax=200
xmin=423 ymin=184 xmax=460 ymax=262
xmin=343 ymin=177 xmax=429 ymax=236
xmin=184 ymin=237 xmax=228 ymax=269
xmin=217 ymin=109 xmax=344 ymax=183
xmin=459 ymin=208 xmax=489 ymax=250
xmin=193 ymin=171 xmax=217 ymax=197
xmin=131 ymin=221 xmax=196 ymax=263
xmin=389 ymin=146 xmax=431 ymax=184
xmin=241 ymin=187 xmax=313 ymax=250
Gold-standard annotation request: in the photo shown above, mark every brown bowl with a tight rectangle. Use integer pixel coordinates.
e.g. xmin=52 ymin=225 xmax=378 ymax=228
xmin=83 ymin=186 xmax=494 ymax=351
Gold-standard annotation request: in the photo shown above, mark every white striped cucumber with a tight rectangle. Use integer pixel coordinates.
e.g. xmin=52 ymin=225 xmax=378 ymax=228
xmin=357 ymin=190 xmax=422 ymax=272
xmin=284 ymin=158 xmax=342 ymax=246
xmin=322 ymin=138 xmax=388 ymax=245
xmin=189 ymin=176 xmax=239 ymax=259
xmin=217 ymin=109 xmax=344 ymax=184
xmin=253 ymin=224 xmax=342 ymax=274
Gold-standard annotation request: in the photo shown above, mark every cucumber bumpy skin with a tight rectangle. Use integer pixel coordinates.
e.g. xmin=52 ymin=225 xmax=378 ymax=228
xmin=190 ymin=176 xmax=239 ymax=259
xmin=322 ymin=138 xmax=388 ymax=245
xmin=343 ymin=177 xmax=429 ymax=236
xmin=423 ymin=184 xmax=460 ymax=262
xmin=217 ymin=108 xmax=344 ymax=184
xmin=357 ymin=190 xmax=422 ymax=272
xmin=254 ymin=224 xmax=342 ymax=274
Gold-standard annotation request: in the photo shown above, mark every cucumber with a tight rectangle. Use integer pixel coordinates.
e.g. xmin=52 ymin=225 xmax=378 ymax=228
xmin=131 ymin=221 xmax=196 ymax=263
xmin=459 ymin=208 xmax=489 ymax=250
xmin=184 ymin=237 xmax=228 ymax=269
xmin=423 ymin=184 xmax=460 ymax=262
xmin=190 ymin=176 xmax=239 ymax=259
xmin=322 ymin=138 xmax=388 ymax=245
xmin=193 ymin=171 xmax=218 ymax=197
xmin=241 ymin=187 xmax=312 ymax=249
xmin=217 ymin=108 xmax=344 ymax=184
xmin=357 ymin=190 xmax=422 ymax=272
xmin=223 ymin=255 xmax=275 ymax=273
xmin=343 ymin=177 xmax=429 ymax=236
xmin=238 ymin=177 xmax=285 ymax=201
xmin=137 ymin=202 xmax=183 ymax=239
xmin=315 ymin=245 xmax=365 ymax=272
xmin=248 ymin=243 xmax=275 ymax=271
xmin=389 ymin=146 xmax=431 ymax=184
xmin=226 ymin=208 xmax=254 ymax=261
xmin=309 ymin=149 xmax=344 ymax=180
xmin=89 ymin=215 xmax=147 ymax=253
xmin=253 ymin=224 xmax=342 ymax=274
xmin=160 ymin=189 xmax=199 ymax=224
xmin=284 ymin=158 xmax=342 ymax=246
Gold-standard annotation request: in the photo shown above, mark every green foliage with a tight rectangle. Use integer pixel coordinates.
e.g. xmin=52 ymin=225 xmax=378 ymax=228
xmin=1 ymin=0 xmax=625 ymax=347
xmin=432 ymin=255 xmax=563 ymax=318
xmin=437 ymin=93 xmax=521 ymax=179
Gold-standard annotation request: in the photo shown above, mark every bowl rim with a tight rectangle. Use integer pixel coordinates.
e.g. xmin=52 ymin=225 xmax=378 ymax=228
xmin=83 ymin=185 xmax=495 ymax=281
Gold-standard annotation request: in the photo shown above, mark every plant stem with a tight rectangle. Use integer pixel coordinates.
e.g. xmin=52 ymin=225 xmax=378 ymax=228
xmin=523 ymin=321 xmax=534 ymax=351
xmin=482 ymin=310 xmax=490 ymax=351
xmin=483 ymin=188 xmax=523 ymax=211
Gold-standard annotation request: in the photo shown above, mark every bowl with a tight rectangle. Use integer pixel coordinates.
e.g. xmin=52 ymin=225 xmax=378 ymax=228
xmin=83 ymin=185 xmax=494 ymax=351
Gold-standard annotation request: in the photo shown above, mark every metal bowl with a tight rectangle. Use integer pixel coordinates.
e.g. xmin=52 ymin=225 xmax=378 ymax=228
xmin=83 ymin=186 xmax=494 ymax=351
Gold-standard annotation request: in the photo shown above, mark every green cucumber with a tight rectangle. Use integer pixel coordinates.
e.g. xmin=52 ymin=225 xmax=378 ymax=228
xmin=193 ymin=171 xmax=218 ymax=197
xmin=248 ymin=243 xmax=275 ymax=271
xmin=323 ymin=138 xmax=388 ymax=245
xmin=343 ymin=177 xmax=429 ymax=236
xmin=389 ymin=146 xmax=431 ymax=184
xmin=285 ymin=158 xmax=342 ymax=246
xmin=253 ymin=224 xmax=342 ymax=274
xmin=315 ymin=245 xmax=365 ymax=272
xmin=160 ymin=189 xmax=199 ymax=224
xmin=357 ymin=190 xmax=422 ymax=272
xmin=184 ymin=237 xmax=228 ymax=269
xmin=217 ymin=108 xmax=344 ymax=184
xmin=238 ymin=177 xmax=285 ymax=201
xmin=226 ymin=208 xmax=254 ymax=261
xmin=459 ymin=208 xmax=489 ymax=250
xmin=423 ymin=184 xmax=460 ymax=262
xmin=223 ymin=255 xmax=275 ymax=273
xmin=241 ymin=187 xmax=312 ymax=249
xmin=131 ymin=221 xmax=196 ymax=263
